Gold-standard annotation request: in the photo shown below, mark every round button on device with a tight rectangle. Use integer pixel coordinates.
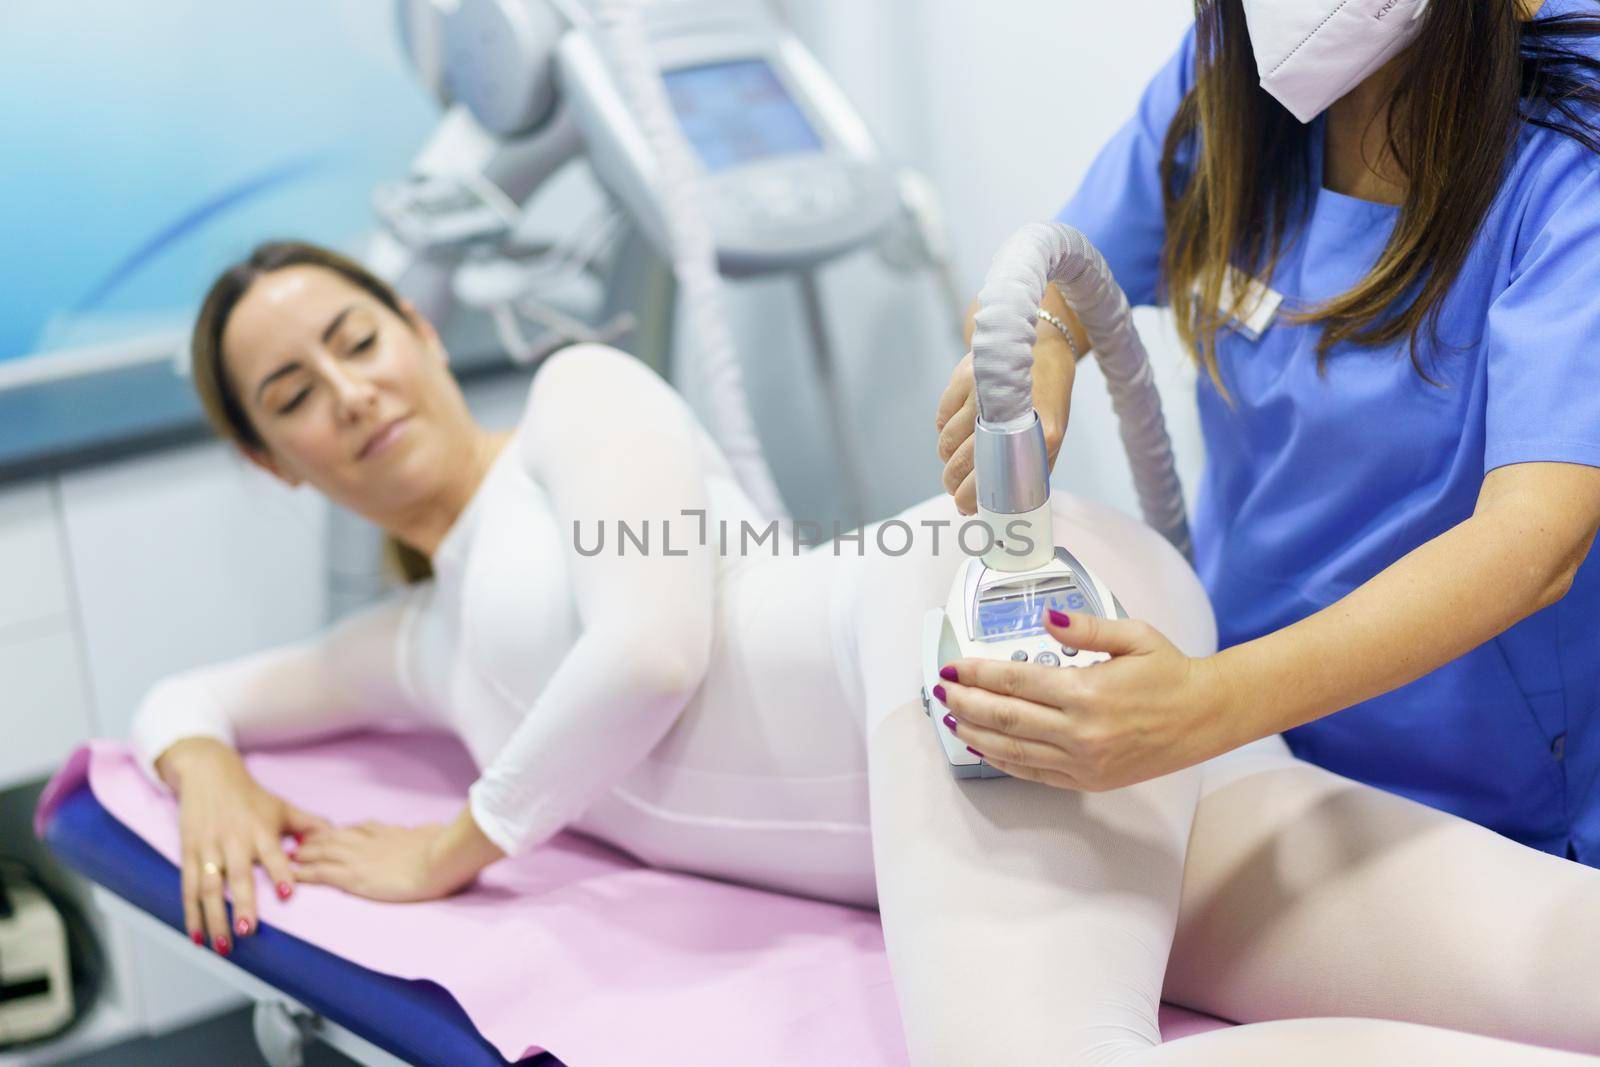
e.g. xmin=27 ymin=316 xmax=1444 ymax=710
xmin=1061 ymin=646 xmax=1078 ymax=657
xmin=1010 ymin=650 xmax=1029 ymax=662
xmin=1035 ymin=651 xmax=1060 ymax=667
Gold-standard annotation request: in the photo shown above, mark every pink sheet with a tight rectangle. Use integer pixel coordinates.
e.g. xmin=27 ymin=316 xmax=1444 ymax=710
xmin=36 ymin=731 xmax=1231 ymax=1063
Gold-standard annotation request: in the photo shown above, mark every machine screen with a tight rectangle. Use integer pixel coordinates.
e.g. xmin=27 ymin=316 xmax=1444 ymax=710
xmin=662 ymin=59 xmax=823 ymax=172
xmin=975 ymin=578 xmax=1091 ymax=641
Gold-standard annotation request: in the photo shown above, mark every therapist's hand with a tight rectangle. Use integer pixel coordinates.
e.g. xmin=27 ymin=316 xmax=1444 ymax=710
xmin=158 ymin=737 xmax=331 ymax=955
xmin=936 ymin=286 xmax=1086 ymax=515
xmin=291 ymin=806 xmax=505 ymax=903
xmin=933 ymin=609 xmax=1235 ymax=790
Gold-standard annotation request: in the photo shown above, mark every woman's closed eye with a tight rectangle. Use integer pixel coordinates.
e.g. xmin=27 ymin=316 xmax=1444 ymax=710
xmin=277 ymin=384 xmax=313 ymax=415
xmin=349 ymin=331 xmax=376 ymax=355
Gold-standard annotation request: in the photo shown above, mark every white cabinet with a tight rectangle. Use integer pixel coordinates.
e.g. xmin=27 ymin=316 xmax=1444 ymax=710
xmin=0 ymin=481 xmax=92 ymax=790
xmin=57 ymin=443 xmax=328 ymax=742
xmin=0 ymin=628 xmax=93 ymax=786
xmin=0 ymin=481 xmax=73 ymax=631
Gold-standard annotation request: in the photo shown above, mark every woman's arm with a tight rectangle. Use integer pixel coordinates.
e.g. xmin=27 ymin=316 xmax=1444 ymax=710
xmin=935 ymin=461 xmax=1600 ymax=790
xmin=1213 ymin=461 xmax=1600 ymax=742
xmin=465 ymin=344 xmax=716 ymax=857
xmin=131 ymin=591 xmax=433 ymax=946
xmin=134 ymin=590 xmax=432 ymax=789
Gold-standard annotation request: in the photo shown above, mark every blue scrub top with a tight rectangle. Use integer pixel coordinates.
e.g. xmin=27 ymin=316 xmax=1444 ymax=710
xmin=1057 ymin=8 xmax=1600 ymax=864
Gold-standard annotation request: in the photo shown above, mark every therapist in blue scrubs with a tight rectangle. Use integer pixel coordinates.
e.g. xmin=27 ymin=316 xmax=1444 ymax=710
xmin=934 ymin=0 xmax=1600 ymax=864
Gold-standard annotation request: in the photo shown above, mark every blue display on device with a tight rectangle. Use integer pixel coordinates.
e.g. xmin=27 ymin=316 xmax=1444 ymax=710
xmin=662 ymin=59 xmax=823 ymax=172
xmin=975 ymin=583 xmax=1086 ymax=641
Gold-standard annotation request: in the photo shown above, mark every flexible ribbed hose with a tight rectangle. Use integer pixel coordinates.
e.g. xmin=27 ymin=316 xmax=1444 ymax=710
xmin=972 ymin=221 xmax=1190 ymax=557
xmin=591 ymin=0 xmax=789 ymax=522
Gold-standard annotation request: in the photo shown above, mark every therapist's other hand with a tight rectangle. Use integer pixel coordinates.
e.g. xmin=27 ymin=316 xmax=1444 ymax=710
xmin=291 ymin=806 xmax=504 ymax=903
xmin=936 ymin=610 xmax=1230 ymax=791
xmin=936 ymin=287 xmax=1082 ymax=515
xmin=158 ymin=737 xmax=331 ymax=955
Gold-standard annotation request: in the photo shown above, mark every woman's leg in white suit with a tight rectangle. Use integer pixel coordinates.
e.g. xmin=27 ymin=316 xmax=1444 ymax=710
xmin=1166 ymin=750 xmax=1600 ymax=1053
xmin=867 ymin=700 xmax=1197 ymax=1065
xmin=861 ymin=497 xmax=1597 ymax=1065
xmin=871 ymin=707 xmax=1595 ymax=1065
xmin=855 ymin=496 xmax=1202 ymax=1064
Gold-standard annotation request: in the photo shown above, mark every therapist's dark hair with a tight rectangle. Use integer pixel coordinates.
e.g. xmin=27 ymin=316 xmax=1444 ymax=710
xmin=1161 ymin=0 xmax=1600 ymax=391
xmin=191 ymin=240 xmax=435 ymax=584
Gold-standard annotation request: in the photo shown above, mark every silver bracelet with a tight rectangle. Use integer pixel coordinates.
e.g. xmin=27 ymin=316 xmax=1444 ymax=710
xmin=1036 ymin=307 xmax=1081 ymax=357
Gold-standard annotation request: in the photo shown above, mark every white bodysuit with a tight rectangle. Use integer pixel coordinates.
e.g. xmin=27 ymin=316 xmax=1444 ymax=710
xmin=133 ymin=345 xmax=1600 ymax=1065
xmin=132 ymin=343 xmax=1212 ymax=905
xmin=134 ymin=344 xmax=885 ymax=902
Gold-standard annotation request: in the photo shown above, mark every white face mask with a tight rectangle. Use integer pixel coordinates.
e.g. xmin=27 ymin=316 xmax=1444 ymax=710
xmin=1241 ymin=0 xmax=1431 ymax=123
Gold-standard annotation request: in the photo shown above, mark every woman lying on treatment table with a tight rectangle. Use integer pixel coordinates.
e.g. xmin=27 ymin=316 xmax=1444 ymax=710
xmin=134 ymin=241 xmax=1600 ymax=1064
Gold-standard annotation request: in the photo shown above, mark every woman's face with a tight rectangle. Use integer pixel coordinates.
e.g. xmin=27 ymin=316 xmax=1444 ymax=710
xmin=221 ymin=265 xmax=475 ymax=518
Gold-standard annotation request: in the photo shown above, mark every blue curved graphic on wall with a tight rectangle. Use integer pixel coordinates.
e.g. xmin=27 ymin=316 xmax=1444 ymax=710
xmin=72 ymin=154 xmax=327 ymax=313
xmin=0 ymin=1 xmax=437 ymax=361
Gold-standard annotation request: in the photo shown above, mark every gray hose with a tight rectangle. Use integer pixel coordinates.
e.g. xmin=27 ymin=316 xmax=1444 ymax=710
xmin=590 ymin=0 xmax=789 ymax=523
xmin=971 ymin=221 xmax=1190 ymax=558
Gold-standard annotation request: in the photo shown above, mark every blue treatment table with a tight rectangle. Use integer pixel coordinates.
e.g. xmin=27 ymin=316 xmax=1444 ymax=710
xmin=42 ymin=779 xmax=555 ymax=1067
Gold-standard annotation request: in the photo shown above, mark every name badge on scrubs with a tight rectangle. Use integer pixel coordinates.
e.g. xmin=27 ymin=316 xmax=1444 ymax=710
xmin=1206 ymin=267 xmax=1284 ymax=341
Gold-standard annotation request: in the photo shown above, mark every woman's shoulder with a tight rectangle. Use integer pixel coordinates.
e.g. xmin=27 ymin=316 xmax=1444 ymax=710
xmin=1506 ymin=4 xmax=1600 ymax=214
xmin=1500 ymin=120 xmax=1600 ymax=262
xmin=512 ymin=344 xmax=677 ymax=450
xmin=523 ymin=343 xmax=667 ymax=409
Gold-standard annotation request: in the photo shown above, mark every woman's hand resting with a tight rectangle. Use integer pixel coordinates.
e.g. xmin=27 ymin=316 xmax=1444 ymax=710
xmin=291 ymin=821 xmax=457 ymax=902
xmin=156 ymin=737 xmax=332 ymax=955
xmin=932 ymin=609 xmax=1239 ymax=790
xmin=291 ymin=806 xmax=505 ymax=903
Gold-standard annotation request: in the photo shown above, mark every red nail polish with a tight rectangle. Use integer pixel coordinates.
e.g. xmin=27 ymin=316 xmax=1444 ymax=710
xmin=932 ymin=684 xmax=947 ymax=704
xmin=214 ymin=935 xmax=231 ymax=956
xmin=277 ymin=881 xmax=293 ymax=900
xmin=1048 ymin=609 xmax=1070 ymax=627
xmin=942 ymin=713 xmax=958 ymax=733
xmin=235 ymin=917 xmax=251 ymax=937
xmin=291 ymin=831 xmax=305 ymax=844
xmin=939 ymin=666 xmax=958 ymax=682
xmin=190 ymin=929 xmax=205 ymax=946
xmin=967 ymin=746 xmax=985 ymax=758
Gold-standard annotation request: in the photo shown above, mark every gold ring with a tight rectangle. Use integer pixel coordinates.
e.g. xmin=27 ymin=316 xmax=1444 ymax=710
xmin=201 ymin=861 xmax=222 ymax=877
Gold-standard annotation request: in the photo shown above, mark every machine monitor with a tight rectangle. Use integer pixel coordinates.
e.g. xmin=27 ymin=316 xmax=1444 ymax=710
xmin=661 ymin=59 xmax=823 ymax=172
xmin=556 ymin=7 xmax=902 ymax=276
xmin=974 ymin=575 xmax=1092 ymax=641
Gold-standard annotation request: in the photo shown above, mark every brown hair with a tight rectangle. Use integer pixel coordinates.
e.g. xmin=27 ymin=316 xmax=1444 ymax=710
xmin=191 ymin=240 xmax=434 ymax=582
xmin=1160 ymin=0 xmax=1600 ymax=392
